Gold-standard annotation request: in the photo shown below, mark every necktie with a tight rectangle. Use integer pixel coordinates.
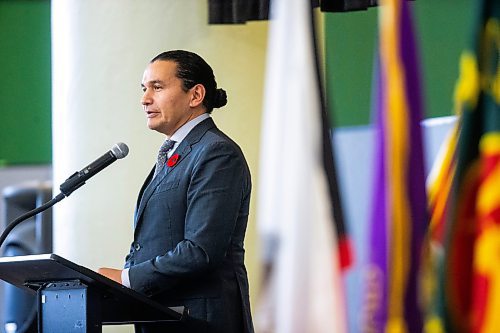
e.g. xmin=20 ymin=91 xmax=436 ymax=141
xmin=154 ymin=139 xmax=175 ymax=178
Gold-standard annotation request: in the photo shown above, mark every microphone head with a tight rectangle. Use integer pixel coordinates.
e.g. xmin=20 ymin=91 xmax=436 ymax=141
xmin=111 ymin=142 xmax=129 ymax=159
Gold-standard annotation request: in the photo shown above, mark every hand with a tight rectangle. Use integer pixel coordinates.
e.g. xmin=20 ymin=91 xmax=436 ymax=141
xmin=97 ymin=267 xmax=123 ymax=284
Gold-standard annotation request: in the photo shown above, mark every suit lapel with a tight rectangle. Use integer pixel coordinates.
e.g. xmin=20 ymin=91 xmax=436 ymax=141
xmin=134 ymin=166 xmax=165 ymax=226
xmin=134 ymin=166 xmax=154 ymax=225
xmin=134 ymin=118 xmax=216 ymax=228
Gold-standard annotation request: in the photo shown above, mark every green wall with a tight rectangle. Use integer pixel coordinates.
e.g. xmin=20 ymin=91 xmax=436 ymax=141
xmin=0 ymin=0 xmax=476 ymax=163
xmin=325 ymin=0 xmax=475 ymax=127
xmin=0 ymin=0 xmax=51 ymax=166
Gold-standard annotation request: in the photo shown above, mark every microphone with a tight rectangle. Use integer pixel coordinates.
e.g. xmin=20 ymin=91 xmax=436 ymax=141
xmin=59 ymin=142 xmax=129 ymax=196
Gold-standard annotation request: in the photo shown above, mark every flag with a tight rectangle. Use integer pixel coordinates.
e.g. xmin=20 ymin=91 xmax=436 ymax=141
xmin=256 ymin=0 xmax=349 ymax=332
xmin=421 ymin=120 xmax=459 ymax=333
xmin=438 ymin=1 xmax=500 ymax=332
xmin=364 ymin=0 xmax=427 ymax=332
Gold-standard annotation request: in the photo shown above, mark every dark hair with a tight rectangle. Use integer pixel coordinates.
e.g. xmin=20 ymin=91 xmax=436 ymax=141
xmin=150 ymin=50 xmax=227 ymax=113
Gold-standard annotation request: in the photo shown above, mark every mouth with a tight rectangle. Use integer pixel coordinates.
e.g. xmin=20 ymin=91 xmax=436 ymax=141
xmin=145 ymin=110 xmax=159 ymax=118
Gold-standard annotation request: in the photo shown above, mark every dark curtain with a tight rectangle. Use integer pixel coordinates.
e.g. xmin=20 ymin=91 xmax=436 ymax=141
xmin=321 ymin=0 xmax=379 ymax=12
xmin=208 ymin=0 xmax=414 ymax=24
xmin=208 ymin=0 xmax=270 ymax=24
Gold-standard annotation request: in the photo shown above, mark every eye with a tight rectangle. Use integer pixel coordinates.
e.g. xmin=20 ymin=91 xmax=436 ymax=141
xmin=153 ymin=85 xmax=162 ymax=91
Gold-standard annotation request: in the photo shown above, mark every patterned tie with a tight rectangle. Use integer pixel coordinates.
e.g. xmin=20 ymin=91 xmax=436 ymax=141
xmin=154 ymin=139 xmax=176 ymax=178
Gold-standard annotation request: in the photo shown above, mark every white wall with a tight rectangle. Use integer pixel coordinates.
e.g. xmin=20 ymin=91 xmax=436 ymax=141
xmin=52 ymin=1 xmax=266 ymax=331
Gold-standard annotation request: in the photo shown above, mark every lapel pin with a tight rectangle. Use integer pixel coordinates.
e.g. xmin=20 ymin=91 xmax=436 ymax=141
xmin=167 ymin=154 xmax=180 ymax=167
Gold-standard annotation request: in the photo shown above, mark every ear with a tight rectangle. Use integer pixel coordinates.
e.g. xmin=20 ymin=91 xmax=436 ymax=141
xmin=189 ymin=84 xmax=206 ymax=108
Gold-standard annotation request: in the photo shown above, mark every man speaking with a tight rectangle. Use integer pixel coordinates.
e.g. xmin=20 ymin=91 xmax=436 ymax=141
xmin=99 ymin=50 xmax=254 ymax=333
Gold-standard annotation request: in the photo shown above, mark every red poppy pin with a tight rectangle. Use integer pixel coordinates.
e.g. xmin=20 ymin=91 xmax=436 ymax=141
xmin=167 ymin=154 xmax=180 ymax=167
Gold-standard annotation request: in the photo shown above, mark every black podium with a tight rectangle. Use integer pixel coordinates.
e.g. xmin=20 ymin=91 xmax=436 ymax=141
xmin=0 ymin=254 xmax=186 ymax=332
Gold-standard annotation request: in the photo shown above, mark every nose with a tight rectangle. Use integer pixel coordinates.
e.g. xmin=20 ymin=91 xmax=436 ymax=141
xmin=141 ymin=89 xmax=152 ymax=106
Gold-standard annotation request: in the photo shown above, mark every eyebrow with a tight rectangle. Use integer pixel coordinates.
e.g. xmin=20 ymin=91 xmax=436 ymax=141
xmin=141 ymin=80 xmax=164 ymax=88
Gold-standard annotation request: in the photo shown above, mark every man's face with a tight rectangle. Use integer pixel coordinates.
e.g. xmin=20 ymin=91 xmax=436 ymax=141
xmin=141 ymin=60 xmax=194 ymax=136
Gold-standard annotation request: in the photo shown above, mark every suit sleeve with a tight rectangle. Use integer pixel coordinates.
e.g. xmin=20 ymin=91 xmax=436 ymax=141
xmin=128 ymin=141 xmax=249 ymax=296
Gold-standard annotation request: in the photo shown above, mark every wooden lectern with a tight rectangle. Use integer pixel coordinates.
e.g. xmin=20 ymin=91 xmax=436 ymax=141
xmin=0 ymin=254 xmax=186 ymax=332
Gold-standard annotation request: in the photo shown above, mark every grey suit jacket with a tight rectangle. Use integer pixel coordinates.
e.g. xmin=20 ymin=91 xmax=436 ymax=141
xmin=125 ymin=118 xmax=254 ymax=333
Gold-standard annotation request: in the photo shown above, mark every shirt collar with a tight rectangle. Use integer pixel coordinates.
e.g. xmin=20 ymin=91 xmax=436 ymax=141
xmin=167 ymin=113 xmax=210 ymax=152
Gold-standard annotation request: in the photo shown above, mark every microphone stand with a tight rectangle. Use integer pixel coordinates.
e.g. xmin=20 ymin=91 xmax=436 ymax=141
xmin=0 ymin=143 xmax=128 ymax=251
xmin=0 ymin=193 xmax=66 ymax=250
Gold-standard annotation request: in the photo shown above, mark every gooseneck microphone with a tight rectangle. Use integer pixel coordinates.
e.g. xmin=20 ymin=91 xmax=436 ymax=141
xmin=0 ymin=142 xmax=129 ymax=250
xmin=59 ymin=142 xmax=129 ymax=197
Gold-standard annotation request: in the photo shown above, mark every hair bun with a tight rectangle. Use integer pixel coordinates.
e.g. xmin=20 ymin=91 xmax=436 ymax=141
xmin=213 ymin=88 xmax=227 ymax=108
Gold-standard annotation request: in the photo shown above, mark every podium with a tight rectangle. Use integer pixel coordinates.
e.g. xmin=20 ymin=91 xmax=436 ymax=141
xmin=0 ymin=254 xmax=186 ymax=332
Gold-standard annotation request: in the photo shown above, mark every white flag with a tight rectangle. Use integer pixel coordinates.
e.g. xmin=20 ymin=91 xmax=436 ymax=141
xmin=256 ymin=0 xmax=347 ymax=332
